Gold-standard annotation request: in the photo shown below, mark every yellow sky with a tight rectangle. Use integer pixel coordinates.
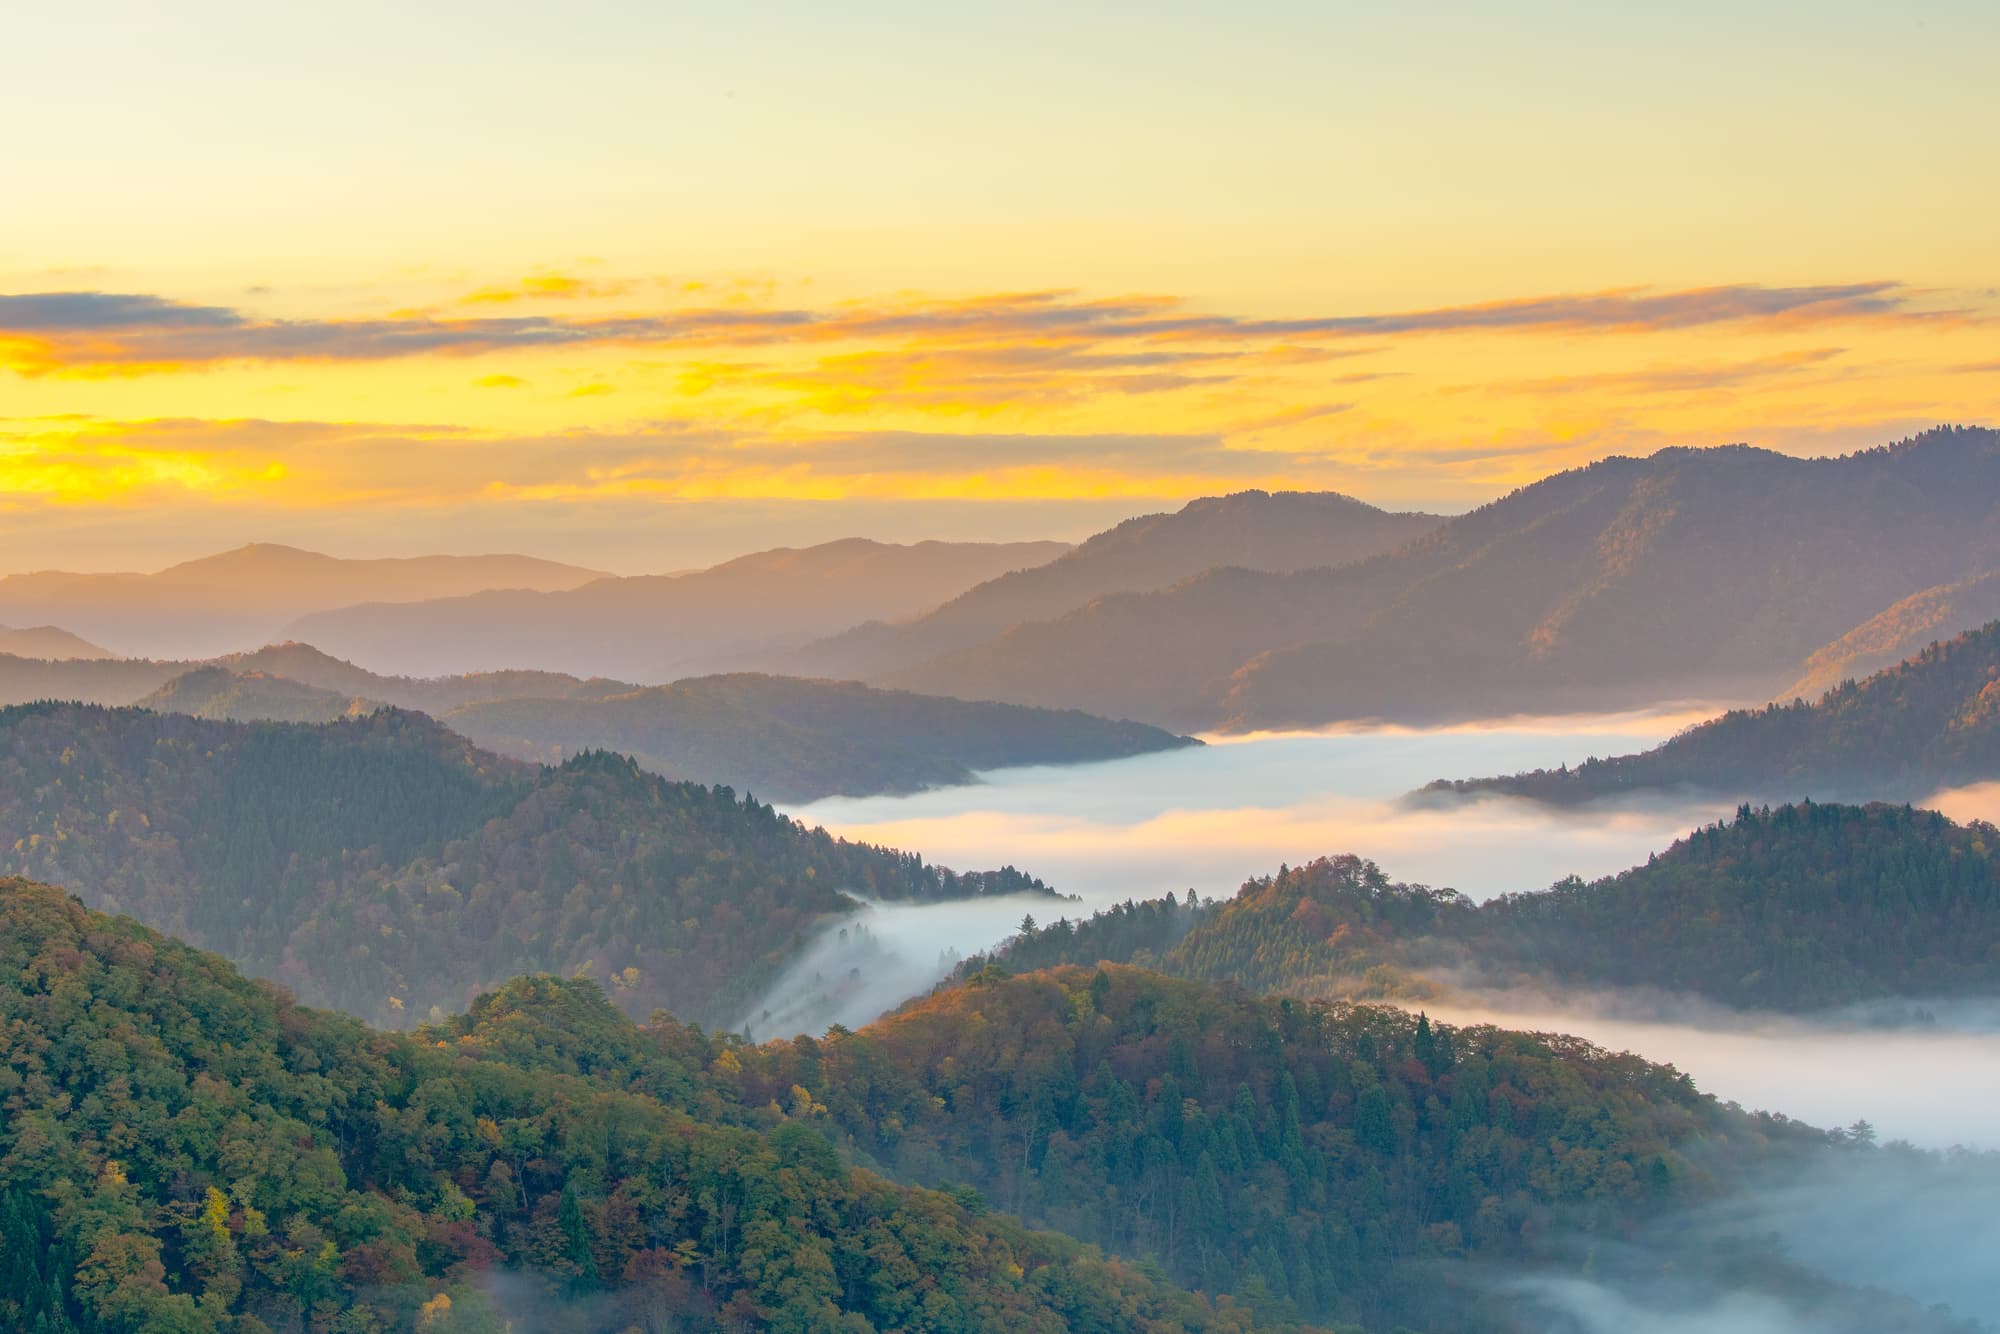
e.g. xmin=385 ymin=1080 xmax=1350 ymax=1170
xmin=3 ymin=2 xmax=1995 ymax=571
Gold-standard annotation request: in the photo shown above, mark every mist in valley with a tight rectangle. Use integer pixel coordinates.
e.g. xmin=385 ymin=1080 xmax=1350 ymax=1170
xmin=784 ymin=706 xmax=1740 ymax=909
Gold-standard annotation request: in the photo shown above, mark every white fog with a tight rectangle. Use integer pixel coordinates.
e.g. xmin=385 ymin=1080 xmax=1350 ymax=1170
xmin=764 ymin=709 xmax=2000 ymax=1156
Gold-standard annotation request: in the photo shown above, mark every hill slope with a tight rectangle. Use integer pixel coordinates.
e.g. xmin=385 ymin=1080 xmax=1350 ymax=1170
xmin=287 ymin=537 xmax=1071 ymax=680
xmin=137 ymin=663 xmax=362 ymax=723
xmin=0 ymin=542 xmax=605 ymax=659
xmin=448 ymin=673 xmax=1197 ymax=802
xmin=0 ymin=624 xmax=116 ymax=660
xmin=0 ymin=703 xmax=1055 ymax=1028
xmin=793 ymin=491 xmax=1442 ymax=683
xmin=885 ymin=427 xmax=2000 ymax=729
xmin=0 ymin=879 xmax=1283 ymax=1333
xmin=1433 ymin=619 xmax=2000 ymax=804
xmin=974 ymin=803 xmax=2000 ymax=1014
xmin=1786 ymin=568 xmax=2000 ymax=700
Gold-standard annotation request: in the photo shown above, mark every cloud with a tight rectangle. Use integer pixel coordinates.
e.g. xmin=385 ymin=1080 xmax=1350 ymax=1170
xmin=0 ymin=281 xmax=1959 ymax=377
xmin=0 ymin=415 xmax=1293 ymax=509
xmin=1481 ymin=347 xmax=1850 ymax=398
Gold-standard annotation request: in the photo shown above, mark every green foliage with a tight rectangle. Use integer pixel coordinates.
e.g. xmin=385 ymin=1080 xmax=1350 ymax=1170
xmin=0 ymin=879 xmax=1292 ymax=1333
xmin=1435 ymin=617 xmax=2000 ymax=802
xmin=973 ymin=805 xmax=2000 ymax=1014
xmin=0 ymin=703 xmax=1055 ymax=1029
xmin=727 ymin=966 xmax=1804 ymax=1331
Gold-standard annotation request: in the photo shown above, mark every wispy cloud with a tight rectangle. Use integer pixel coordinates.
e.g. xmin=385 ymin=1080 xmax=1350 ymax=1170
xmin=1480 ymin=347 xmax=1851 ymax=398
xmin=0 ymin=281 xmax=1959 ymax=378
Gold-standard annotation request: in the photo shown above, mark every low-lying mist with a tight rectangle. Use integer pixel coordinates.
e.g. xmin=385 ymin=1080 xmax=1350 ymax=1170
xmin=735 ymin=892 xmax=1056 ymax=1039
xmin=1500 ymin=1143 xmax=2000 ymax=1331
xmin=784 ymin=708 xmax=1737 ymax=909
xmin=1427 ymin=996 xmax=2000 ymax=1149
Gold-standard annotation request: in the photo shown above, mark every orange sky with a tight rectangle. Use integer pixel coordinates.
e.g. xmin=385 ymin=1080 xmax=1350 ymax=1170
xmin=3 ymin=2 xmax=1995 ymax=571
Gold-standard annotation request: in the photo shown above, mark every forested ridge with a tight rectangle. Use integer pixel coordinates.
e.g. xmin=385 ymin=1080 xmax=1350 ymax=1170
xmin=967 ymin=803 xmax=2000 ymax=1013
xmin=0 ymin=879 xmax=1284 ymax=1334
xmin=4 ymin=642 xmax=1193 ymax=801
xmin=0 ymin=881 xmax=1977 ymax=1330
xmin=0 ymin=703 xmax=1054 ymax=1029
xmin=1432 ymin=618 xmax=2000 ymax=803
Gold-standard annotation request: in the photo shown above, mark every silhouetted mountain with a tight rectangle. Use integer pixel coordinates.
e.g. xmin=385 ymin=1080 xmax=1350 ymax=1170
xmin=286 ymin=537 xmax=1072 ymax=679
xmin=973 ymin=803 xmax=2000 ymax=1013
xmin=1433 ymin=619 xmax=2000 ymax=805
xmin=0 ymin=703 xmax=1057 ymax=1029
xmin=447 ymin=673 xmax=1197 ymax=802
xmin=792 ymin=491 xmax=1441 ymax=683
xmin=0 ymin=542 xmax=606 ymax=659
xmin=0 ymin=880 xmax=1284 ymax=1333
xmin=0 ymin=624 xmax=115 ymax=660
xmin=885 ymin=427 xmax=2000 ymax=729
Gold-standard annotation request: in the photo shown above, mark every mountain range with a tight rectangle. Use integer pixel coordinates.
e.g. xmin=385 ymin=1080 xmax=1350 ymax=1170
xmin=285 ymin=537 xmax=1072 ymax=680
xmin=789 ymin=490 xmax=1443 ymax=683
xmin=831 ymin=426 xmax=2000 ymax=730
xmin=2 ymin=642 xmax=1192 ymax=801
xmin=0 ymin=543 xmax=607 ymax=659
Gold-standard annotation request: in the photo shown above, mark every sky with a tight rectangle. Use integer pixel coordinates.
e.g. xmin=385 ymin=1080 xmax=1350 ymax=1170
xmin=4 ymin=0 xmax=1996 ymax=572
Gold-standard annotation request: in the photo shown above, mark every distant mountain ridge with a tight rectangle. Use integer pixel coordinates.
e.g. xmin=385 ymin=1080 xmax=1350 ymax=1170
xmin=447 ymin=672 xmax=1197 ymax=802
xmin=0 ymin=542 xmax=607 ymax=659
xmin=287 ymin=536 xmax=1072 ymax=679
xmin=0 ymin=624 xmax=115 ymax=660
xmin=15 ymin=642 xmax=1192 ymax=800
xmin=791 ymin=489 xmax=1443 ymax=683
xmin=1430 ymin=618 xmax=2000 ymax=804
xmin=877 ymin=426 xmax=2000 ymax=729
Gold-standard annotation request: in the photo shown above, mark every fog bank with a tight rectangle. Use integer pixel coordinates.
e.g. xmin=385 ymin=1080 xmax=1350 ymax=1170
xmin=785 ymin=710 xmax=1735 ymax=909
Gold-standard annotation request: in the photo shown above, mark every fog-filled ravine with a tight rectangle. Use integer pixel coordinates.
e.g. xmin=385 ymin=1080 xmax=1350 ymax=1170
xmin=761 ymin=709 xmax=2000 ymax=1150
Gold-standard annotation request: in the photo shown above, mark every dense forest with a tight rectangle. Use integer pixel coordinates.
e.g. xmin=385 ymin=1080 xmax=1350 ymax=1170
xmin=0 ymin=879 xmax=1284 ymax=1334
xmin=966 ymin=803 xmax=2000 ymax=1013
xmin=0 ymin=703 xmax=1055 ymax=1029
xmin=1431 ymin=619 xmax=2000 ymax=804
xmin=6 ymin=879 xmax=1969 ymax=1332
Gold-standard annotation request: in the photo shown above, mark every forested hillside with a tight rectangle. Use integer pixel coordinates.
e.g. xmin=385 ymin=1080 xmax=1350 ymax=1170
xmin=1434 ymin=619 xmax=2000 ymax=804
xmin=449 ymin=673 xmax=1196 ymax=802
xmin=969 ymin=804 xmax=2000 ymax=1013
xmin=795 ymin=491 xmax=1441 ymax=684
xmin=0 ymin=880 xmax=1286 ymax=1333
xmin=0 ymin=703 xmax=1054 ymax=1028
xmin=431 ymin=962 xmax=1961 ymax=1331
xmin=878 ymin=427 xmax=2000 ymax=729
